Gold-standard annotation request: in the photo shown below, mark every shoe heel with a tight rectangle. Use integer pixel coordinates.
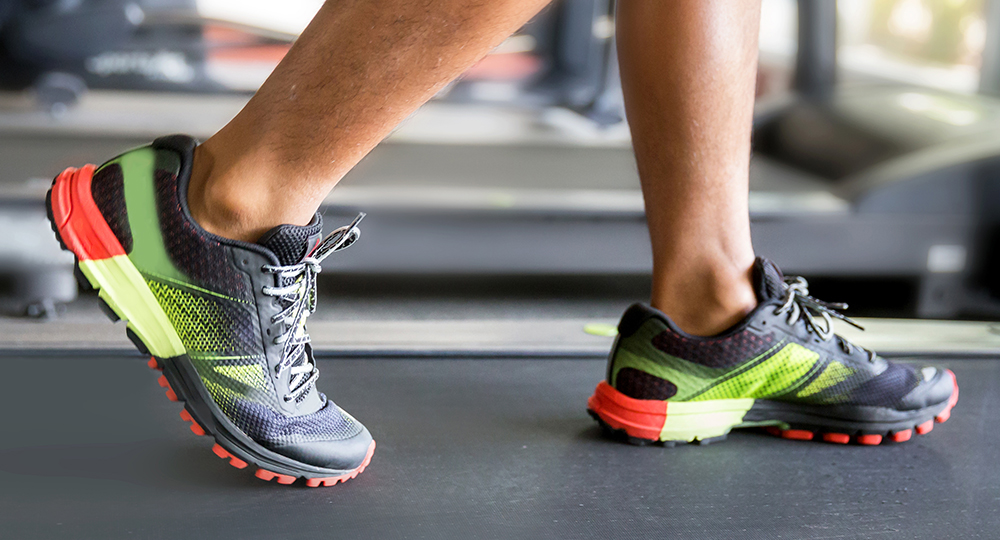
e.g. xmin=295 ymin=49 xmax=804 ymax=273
xmin=588 ymin=381 xmax=753 ymax=444
xmin=47 ymin=165 xmax=186 ymax=358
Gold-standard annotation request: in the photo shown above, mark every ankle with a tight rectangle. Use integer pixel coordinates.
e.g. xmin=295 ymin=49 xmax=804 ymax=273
xmin=187 ymin=141 xmax=293 ymax=243
xmin=650 ymin=259 xmax=757 ymax=336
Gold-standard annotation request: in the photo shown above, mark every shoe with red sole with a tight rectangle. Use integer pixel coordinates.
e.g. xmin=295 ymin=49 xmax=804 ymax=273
xmin=588 ymin=258 xmax=958 ymax=447
xmin=47 ymin=134 xmax=374 ymax=486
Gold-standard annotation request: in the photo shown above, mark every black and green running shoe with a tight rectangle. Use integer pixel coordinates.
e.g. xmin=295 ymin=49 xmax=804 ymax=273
xmin=47 ymin=134 xmax=374 ymax=486
xmin=588 ymin=258 xmax=959 ymax=446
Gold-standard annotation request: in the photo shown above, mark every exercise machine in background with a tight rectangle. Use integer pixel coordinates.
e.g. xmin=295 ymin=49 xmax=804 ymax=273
xmin=0 ymin=0 xmax=623 ymax=122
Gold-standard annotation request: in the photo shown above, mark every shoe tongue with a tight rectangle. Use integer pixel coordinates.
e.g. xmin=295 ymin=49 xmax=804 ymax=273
xmin=257 ymin=214 xmax=324 ymax=266
xmin=752 ymin=257 xmax=786 ymax=302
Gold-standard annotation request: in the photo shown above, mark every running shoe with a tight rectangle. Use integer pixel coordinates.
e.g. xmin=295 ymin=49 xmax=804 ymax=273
xmin=588 ymin=257 xmax=959 ymax=446
xmin=46 ymin=134 xmax=374 ymax=486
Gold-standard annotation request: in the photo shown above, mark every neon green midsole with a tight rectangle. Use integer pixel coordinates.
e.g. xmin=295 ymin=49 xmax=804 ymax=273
xmin=661 ymin=399 xmax=755 ymax=441
xmin=79 ymin=256 xmax=186 ymax=357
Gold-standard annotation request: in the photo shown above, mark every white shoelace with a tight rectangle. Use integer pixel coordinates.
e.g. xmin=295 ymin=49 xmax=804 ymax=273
xmin=261 ymin=214 xmax=365 ymax=402
xmin=773 ymin=276 xmax=875 ymax=363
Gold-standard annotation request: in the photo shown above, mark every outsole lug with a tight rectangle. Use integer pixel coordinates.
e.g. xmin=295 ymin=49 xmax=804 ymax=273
xmin=780 ymin=429 xmax=814 ymax=441
xmin=255 ymin=468 xmax=297 ymax=485
xmin=179 ymin=409 xmax=207 ymax=436
xmin=856 ymin=434 xmax=883 ymax=445
xmin=625 ymin=435 xmax=654 ymax=446
xmin=211 ymin=444 xmax=249 ymax=469
xmin=73 ymin=263 xmax=94 ymax=291
xmin=97 ymin=297 xmax=120 ymax=322
xmin=126 ymin=328 xmax=151 ymax=355
xmin=822 ymin=433 xmax=851 ymax=444
xmin=891 ymin=429 xmax=913 ymax=443
xmin=590 ymin=411 xmax=717 ymax=448
xmin=697 ymin=434 xmax=727 ymax=446
xmin=916 ymin=420 xmax=934 ymax=435
xmin=304 ymin=442 xmax=376 ymax=488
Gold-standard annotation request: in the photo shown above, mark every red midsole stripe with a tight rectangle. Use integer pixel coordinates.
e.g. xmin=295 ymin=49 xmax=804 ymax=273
xmin=588 ymin=381 xmax=666 ymax=440
xmin=51 ymin=165 xmax=126 ymax=261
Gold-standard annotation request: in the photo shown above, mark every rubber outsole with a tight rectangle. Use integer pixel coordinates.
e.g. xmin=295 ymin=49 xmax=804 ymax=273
xmin=588 ymin=372 xmax=959 ymax=447
xmin=46 ymin=166 xmax=374 ymax=487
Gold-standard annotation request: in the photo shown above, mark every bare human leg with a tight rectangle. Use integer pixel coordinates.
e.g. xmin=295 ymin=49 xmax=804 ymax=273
xmin=188 ymin=0 xmax=552 ymax=243
xmin=617 ymin=0 xmax=762 ymax=336
xmin=193 ymin=0 xmax=759 ymax=336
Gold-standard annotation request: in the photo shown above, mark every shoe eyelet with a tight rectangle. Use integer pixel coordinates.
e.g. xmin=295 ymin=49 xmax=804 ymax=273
xmin=242 ymin=258 xmax=249 ymax=265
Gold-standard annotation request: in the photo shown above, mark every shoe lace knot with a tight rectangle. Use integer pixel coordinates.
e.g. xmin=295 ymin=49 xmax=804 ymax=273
xmin=773 ymin=276 xmax=875 ymax=363
xmin=261 ymin=213 xmax=365 ymax=402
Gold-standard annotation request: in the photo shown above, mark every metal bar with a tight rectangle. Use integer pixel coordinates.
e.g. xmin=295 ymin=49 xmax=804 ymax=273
xmin=980 ymin=0 xmax=1000 ymax=96
xmin=794 ymin=0 xmax=838 ymax=99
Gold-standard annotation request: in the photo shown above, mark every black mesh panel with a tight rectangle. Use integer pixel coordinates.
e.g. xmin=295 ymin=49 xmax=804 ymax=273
xmin=90 ymin=163 xmax=133 ymax=252
xmin=154 ymin=169 xmax=250 ymax=300
xmin=257 ymin=218 xmax=322 ymax=266
xmin=652 ymin=328 xmax=777 ymax=369
xmin=615 ymin=367 xmax=678 ymax=400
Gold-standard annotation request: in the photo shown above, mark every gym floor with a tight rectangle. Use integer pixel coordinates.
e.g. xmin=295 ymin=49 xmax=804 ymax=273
xmin=0 ymin=353 xmax=995 ymax=539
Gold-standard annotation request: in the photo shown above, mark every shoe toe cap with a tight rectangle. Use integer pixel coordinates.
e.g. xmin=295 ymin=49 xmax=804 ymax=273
xmin=898 ymin=367 xmax=955 ymax=411
xmin=269 ymin=424 xmax=374 ymax=471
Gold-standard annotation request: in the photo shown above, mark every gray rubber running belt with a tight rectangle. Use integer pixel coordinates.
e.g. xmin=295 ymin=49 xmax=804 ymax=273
xmin=0 ymin=356 xmax=996 ymax=539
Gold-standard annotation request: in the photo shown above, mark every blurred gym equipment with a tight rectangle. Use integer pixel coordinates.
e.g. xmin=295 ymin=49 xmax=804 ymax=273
xmin=753 ymin=1 xmax=1000 ymax=318
xmin=8 ymin=1 xmax=1000 ymax=318
xmin=0 ymin=0 xmax=621 ymax=119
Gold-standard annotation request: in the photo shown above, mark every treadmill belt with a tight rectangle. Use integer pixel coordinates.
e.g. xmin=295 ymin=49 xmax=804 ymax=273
xmin=1 ymin=356 xmax=996 ymax=539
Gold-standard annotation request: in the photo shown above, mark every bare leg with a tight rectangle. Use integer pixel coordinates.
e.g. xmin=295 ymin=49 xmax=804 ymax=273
xmin=618 ymin=0 xmax=761 ymax=336
xmin=189 ymin=0 xmax=551 ymax=242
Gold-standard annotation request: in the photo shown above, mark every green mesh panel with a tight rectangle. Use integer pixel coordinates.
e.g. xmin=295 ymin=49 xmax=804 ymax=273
xmin=144 ymin=278 xmax=261 ymax=357
xmin=611 ymin=319 xmax=832 ymax=401
xmin=194 ymin=357 xmax=278 ymax=412
xmin=797 ymin=361 xmax=854 ymax=398
xmin=607 ymin=314 xmax=901 ymax=406
xmin=692 ymin=343 xmax=819 ymax=400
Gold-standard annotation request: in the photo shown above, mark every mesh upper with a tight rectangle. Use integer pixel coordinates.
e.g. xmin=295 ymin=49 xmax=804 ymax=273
xmin=651 ymin=327 xmax=777 ymax=369
xmin=753 ymin=258 xmax=786 ymax=301
xmin=840 ymin=362 xmax=920 ymax=407
xmin=616 ymin=367 xmax=678 ymax=400
xmin=610 ymin=258 xmax=924 ymax=409
xmin=145 ymin=278 xmax=263 ymax=358
xmin=236 ymin=400 xmax=363 ymax=446
xmin=258 ymin=218 xmax=323 ymax=266
xmin=614 ymin=313 xmax=922 ymax=408
xmin=90 ymin=163 xmax=133 ymax=253
xmin=154 ymin=169 xmax=251 ymax=301
xmin=107 ymin=144 xmax=361 ymax=447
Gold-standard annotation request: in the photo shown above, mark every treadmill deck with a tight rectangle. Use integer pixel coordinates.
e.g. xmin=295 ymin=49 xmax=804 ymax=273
xmin=1 ymin=355 xmax=995 ymax=539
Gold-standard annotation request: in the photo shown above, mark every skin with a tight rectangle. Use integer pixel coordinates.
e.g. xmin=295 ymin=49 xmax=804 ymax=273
xmin=618 ymin=0 xmax=760 ymax=335
xmin=188 ymin=0 xmax=761 ymax=336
